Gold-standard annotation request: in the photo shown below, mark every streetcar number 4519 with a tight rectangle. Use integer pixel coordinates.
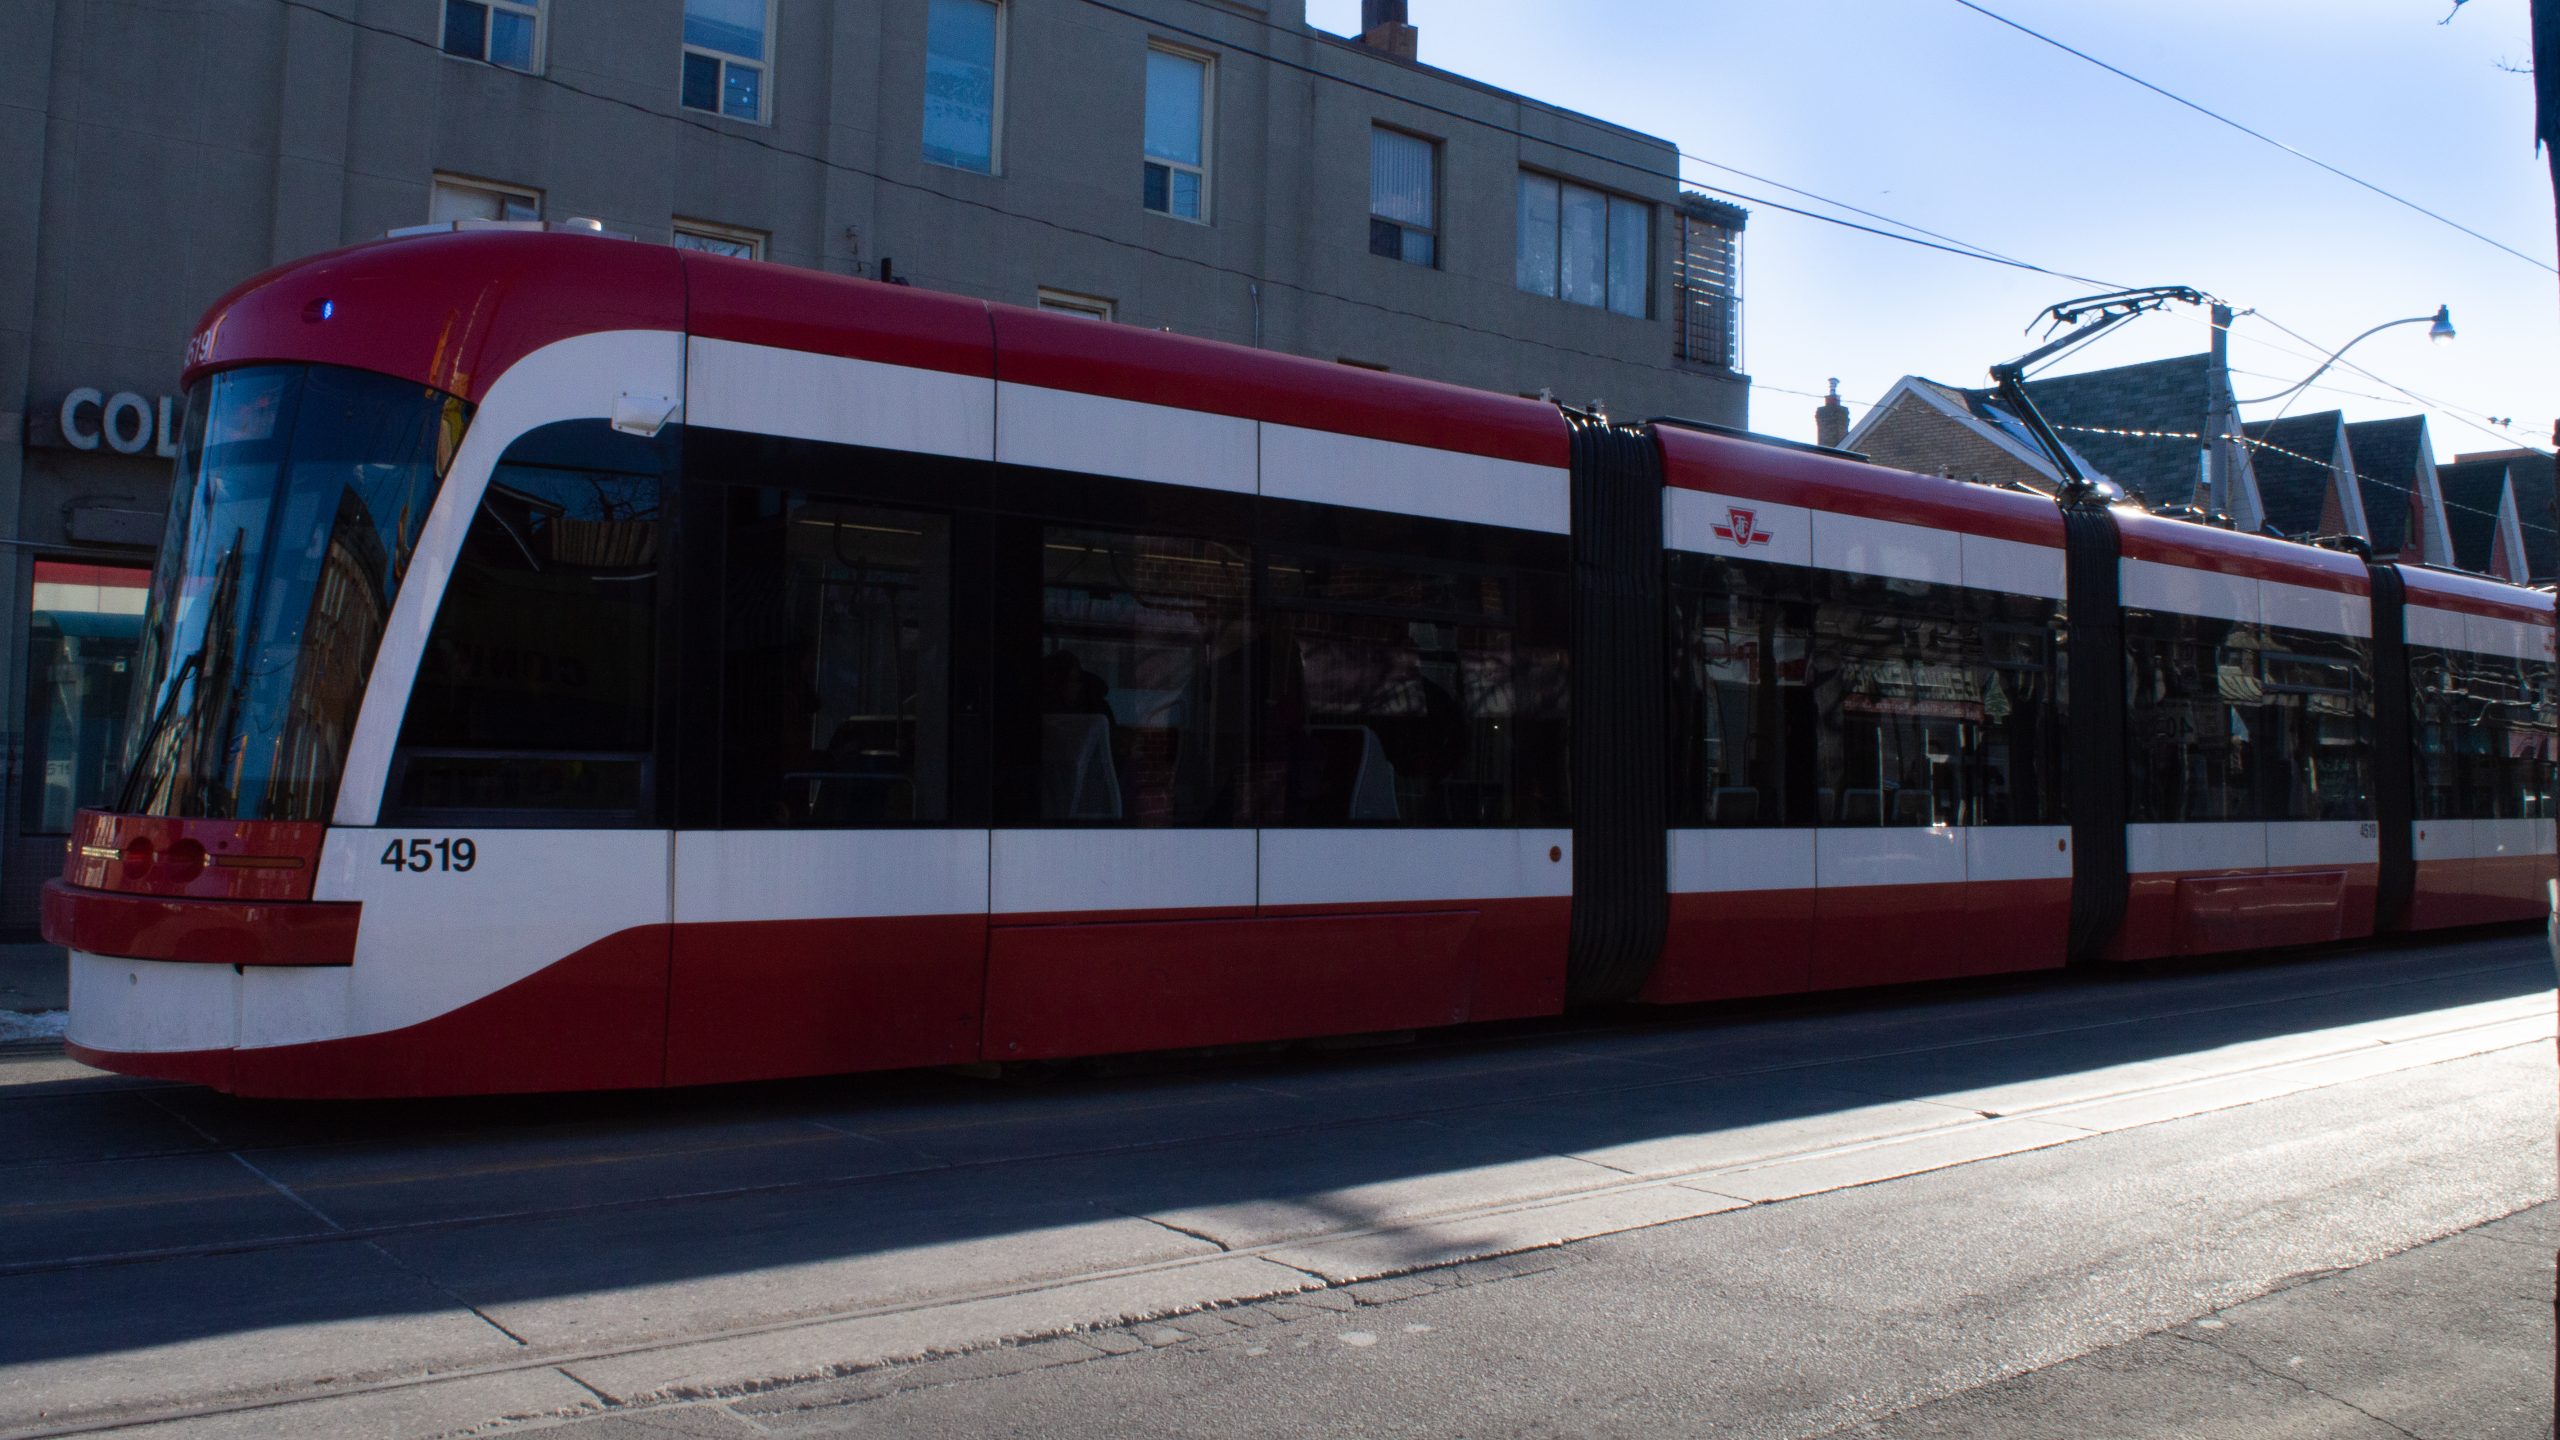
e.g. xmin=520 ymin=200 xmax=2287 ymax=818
xmin=380 ymin=838 xmax=477 ymax=873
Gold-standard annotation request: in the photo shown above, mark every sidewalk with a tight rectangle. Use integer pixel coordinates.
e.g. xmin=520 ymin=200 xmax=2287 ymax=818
xmin=1839 ymin=1202 xmax=2555 ymax=1439
xmin=0 ymin=940 xmax=65 ymax=1014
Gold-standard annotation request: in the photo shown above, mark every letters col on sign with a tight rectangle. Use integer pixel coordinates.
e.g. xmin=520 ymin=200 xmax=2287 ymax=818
xmin=33 ymin=390 xmax=182 ymax=458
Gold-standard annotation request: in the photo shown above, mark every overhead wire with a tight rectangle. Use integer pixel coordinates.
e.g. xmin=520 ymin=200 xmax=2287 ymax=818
xmin=2048 ymin=422 xmax=2553 ymax=548
xmin=1075 ymin=0 xmax=2126 ymax=284
xmin=1945 ymin=0 xmax=2557 ymax=276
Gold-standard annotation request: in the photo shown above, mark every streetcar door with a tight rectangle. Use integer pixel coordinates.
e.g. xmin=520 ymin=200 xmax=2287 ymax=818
xmin=666 ymin=483 xmax=986 ymax=1085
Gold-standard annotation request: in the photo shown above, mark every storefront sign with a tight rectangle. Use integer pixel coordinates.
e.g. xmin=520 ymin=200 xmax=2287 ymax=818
xmin=25 ymin=390 xmax=181 ymax=457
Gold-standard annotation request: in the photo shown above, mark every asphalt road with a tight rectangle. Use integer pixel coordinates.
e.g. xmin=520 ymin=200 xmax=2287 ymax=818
xmin=0 ymin=930 xmax=2550 ymax=1438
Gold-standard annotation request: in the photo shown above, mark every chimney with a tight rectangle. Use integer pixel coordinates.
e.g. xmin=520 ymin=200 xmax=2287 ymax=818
xmin=1815 ymin=378 xmax=1850 ymax=450
xmin=1360 ymin=0 xmax=1418 ymax=61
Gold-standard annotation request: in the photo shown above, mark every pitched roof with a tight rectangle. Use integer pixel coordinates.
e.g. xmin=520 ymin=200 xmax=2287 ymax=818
xmin=2011 ymin=355 xmax=2215 ymax=505
xmin=2344 ymin=416 xmax=2428 ymax=555
xmin=2508 ymin=452 xmax=2560 ymax=579
xmin=2462 ymin=448 xmax=2560 ymax=579
xmin=2241 ymin=411 xmax=2347 ymax=538
xmin=2434 ymin=457 xmax=2510 ymax=573
xmin=1906 ymin=381 xmax=2104 ymax=483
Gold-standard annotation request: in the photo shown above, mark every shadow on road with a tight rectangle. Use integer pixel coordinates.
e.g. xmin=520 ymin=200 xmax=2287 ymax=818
xmin=0 ymin=929 xmax=2547 ymax=1379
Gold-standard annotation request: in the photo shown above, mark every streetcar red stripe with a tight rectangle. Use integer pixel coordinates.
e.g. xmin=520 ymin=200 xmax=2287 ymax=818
xmin=42 ymin=880 xmax=359 ymax=967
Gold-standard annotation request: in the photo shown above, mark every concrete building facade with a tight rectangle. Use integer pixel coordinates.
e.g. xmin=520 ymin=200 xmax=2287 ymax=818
xmin=0 ymin=0 xmax=1749 ymax=928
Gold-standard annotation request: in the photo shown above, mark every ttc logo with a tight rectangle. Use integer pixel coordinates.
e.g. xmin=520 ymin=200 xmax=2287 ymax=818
xmin=1712 ymin=506 xmax=1772 ymax=547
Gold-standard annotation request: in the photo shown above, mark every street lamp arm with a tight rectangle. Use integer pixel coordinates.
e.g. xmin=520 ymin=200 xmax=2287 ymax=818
xmin=2234 ymin=307 xmax=2453 ymax=406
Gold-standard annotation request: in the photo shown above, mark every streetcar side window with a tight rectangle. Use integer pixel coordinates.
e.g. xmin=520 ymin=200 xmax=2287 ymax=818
xmin=719 ymin=492 xmax=951 ymax=826
xmin=1669 ymin=559 xmax=2066 ymax=830
xmin=2125 ymin=608 xmax=2376 ymax=825
xmin=2413 ymin=646 xmax=2558 ymax=820
xmin=1667 ymin=553 xmax=1816 ymax=828
xmin=1817 ymin=574 xmax=1995 ymax=828
xmin=1258 ymin=542 xmax=1569 ymax=827
xmin=2257 ymin=628 xmax=2372 ymax=822
xmin=390 ymin=427 xmax=662 ymax=822
xmin=2124 ymin=608 xmax=2256 ymax=823
xmin=1028 ymin=525 xmax=1251 ymax=825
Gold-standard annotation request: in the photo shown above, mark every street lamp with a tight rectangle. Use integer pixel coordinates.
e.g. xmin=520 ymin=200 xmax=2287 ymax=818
xmin=2236 ymin=306 xmax=2455 ymax=405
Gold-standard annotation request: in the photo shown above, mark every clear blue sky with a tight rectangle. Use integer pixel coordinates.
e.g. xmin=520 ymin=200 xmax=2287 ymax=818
xmin=1307 ymin=0 xmax=2554 ymax=458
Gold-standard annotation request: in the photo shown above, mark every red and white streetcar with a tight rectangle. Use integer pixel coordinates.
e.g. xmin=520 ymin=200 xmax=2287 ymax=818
xmin=41 ymin=228 xmax=2558 ymax=1097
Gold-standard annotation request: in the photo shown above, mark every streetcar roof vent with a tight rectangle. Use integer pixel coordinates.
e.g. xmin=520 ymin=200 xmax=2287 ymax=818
xmin=1646 ymin=415 xmax=1869 ymax=464
xmin=383 ymin=218 xmax=635 ymax=242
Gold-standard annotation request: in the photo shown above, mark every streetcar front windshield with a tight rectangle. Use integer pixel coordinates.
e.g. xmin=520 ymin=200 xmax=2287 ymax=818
xmin=119 ymin=365 xmax=468 ymax=821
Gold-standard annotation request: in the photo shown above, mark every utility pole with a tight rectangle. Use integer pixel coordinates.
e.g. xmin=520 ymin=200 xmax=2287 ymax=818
xmin=2537 ymin=1 xmax=2560 ymax=524
xmin=2205 ymin=302 xmax=2245 ymax=524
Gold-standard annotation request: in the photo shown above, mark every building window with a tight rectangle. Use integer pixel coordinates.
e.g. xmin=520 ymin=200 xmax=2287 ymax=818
xmin=1142 ymin=46 xmax=1211 ymax=222
xmin=673 ymin=220 xmax=766 ymax=260
xmin=1672 ymin=196 xmax=1745 ymax=370
xmin=923 ymin=0 xmax=1002 ymax=173
xmin=22 ymin=561 xmax=150 ymax=835
xmin=682 ymin=0 xmax=771 ymax=123
xmin=430 ymin=174 xmax=540 ymax=224
xmin=1369 ymin=126 xmax=1437 ymax=267
xmin=1037 ymin=288 xmax=1116 ymax=320
xmin=441 ymin=0 xmax=541 ymax=72
xmin=1516 ymin=173 xmax=1649 ymax=318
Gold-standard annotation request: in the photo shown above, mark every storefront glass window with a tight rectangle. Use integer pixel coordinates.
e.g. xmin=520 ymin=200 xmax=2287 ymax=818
xmin=23 ymin=561 xmax=151 ymax=833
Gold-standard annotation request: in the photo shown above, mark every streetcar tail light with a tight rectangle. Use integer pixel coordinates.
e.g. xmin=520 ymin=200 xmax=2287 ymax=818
xmin=158 ymin=840 xmax=207 ymax=885
xmin=64 ymin=812 xmax=326 ymax=903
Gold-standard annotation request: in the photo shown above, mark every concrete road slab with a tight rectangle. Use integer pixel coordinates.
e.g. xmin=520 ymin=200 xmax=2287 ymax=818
xmin=1096 ymin=1118 xmax=1626 ymax=1249
xmin=0 ymin=1151 xmax=330 ymax=1268
xmin=0 ymin=1240 xmax=522 ymax=1432
xmin=1704 ymin=1115 xmax=2096 ymax=1202
xmin=814 ymin=1080 xmax=1337 ymax=1167
xmin=1833 ymin=1208 xmax=2555 ymax=1439
xmin=1418 ymin=1070 xmax=1978 ymax=1178
xmin=1266 ymin=1181 xmax=1752 ymax=1283
xmin=688 ymin=1045 xmax=2550 ymax=1440
xmin=95 ymin=1368 xmax=601 ymax=1440
xmin=557 ymin=1255 xmax=1315 ymax=1406
xmin=375 ymin=1177 xmax=1225 ymax=1351
xmin=247 ymin=1118 xmax=921 ymax=1231
xmin=0 ymin=1087 xmax=218 ymax=1165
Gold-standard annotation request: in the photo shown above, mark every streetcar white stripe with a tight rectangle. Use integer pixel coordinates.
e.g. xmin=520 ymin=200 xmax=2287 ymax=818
xmin=996 ymin=382 xmax=1256 ymax=494
xmin=2128 ymin=822 xmax=2267 ymax=875
xmin=1259 ymin=829 xmax=1573 ymax=908
xmin=992 ymin=830 xmax=1257 ymax=915
xmin=1961 ymin=534 xmax=2066 ymax=601
xmin=1668 ymin=827 xmax=2071 ymax=892
xmin=675 ymin=830 xmax=990 ymax=923
xmin=1663 ymin=489 xmax=1814 ymax=569
xmin=2259 ymin=580 xmax=2369 ymax=638
xmin=1260 ymin=425 xmax=1570 ymax=535
xmin=1816 ymin=826 xmax=1965 ymax=889
xmin=687 ymin=337 xmax=995 ymax=460
xmin=65 ymin=953 xmax=240 ymax=1054
xmin=1667 ymin=828 xmax=1814 ymax=894
xmin=2122 ymin=559 xmax=2256 ymax=626
xmin=2402 ymin=603 xmax=2468 ymax=650
xmin=316 ymin=828 xmax=672 ymax=1043
xmin=1815 ymin=511 xmax=1962 ymax=588
xmin=2466 ymin=610 xmax=2552 ymax=662
xmin=1967 ymin=825 xmax=2074 ymax=883
xmin=2263 ymin=820 xmax=2376 ymax=869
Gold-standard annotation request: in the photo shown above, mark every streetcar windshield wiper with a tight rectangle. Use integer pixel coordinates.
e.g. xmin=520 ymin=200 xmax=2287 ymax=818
xmin=114 ymin=646 xmax=204 ymax=815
